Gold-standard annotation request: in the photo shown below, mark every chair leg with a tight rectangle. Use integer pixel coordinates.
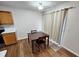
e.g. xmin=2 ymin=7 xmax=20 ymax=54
xmin=36 ymin=44 xmax=40 ymax=52
xmin=44 ymin=43 xmax=46 ymax=49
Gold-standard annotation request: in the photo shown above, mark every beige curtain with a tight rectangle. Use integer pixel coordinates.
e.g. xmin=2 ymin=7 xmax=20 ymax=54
xmin=57 ymin=9 xmax=68 ymax=44
xmin=51 ymin=10 xmax=66 ymax=43
xmin=42 ymin=13 xmax=52 ymax=37
xmin=43 ymin=9 xmax=68 ymax=44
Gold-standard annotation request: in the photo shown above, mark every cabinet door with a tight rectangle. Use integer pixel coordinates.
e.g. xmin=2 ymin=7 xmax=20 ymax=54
xmin=2 ymin=32 xmax=17 ymax=45
xmin=0 ymin=11 xmax=13 ymax=25
xmin=0 ymin=12 xmax=2 ymax=24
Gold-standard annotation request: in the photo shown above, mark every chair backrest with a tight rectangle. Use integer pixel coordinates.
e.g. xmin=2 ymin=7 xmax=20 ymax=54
xmin=36 ymin=37 xmax=45 ymax=44
xmin=39 ymin=37 xmax=46 ymax=41
xmin=31 ymin=30 xmax=37 ymax=33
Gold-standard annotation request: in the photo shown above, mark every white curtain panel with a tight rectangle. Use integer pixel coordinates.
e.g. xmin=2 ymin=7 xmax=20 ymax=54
xmin=42 ymin=13 xmax=52 ymax=36
xmin=57 ymin=10 xmax=68 ymax=44
xmin=43 ymin=9 xmax=67 ymax=44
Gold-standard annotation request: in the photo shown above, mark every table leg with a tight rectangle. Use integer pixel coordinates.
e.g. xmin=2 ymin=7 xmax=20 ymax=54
xmin=47 ymin=36 xmax=49 ymax=47
xmin=32 ymin=40 xmax=34 ymax=53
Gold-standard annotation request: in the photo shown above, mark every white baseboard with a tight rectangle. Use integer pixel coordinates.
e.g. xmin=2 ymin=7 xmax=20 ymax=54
xmin=62 ymin=45 xmax=79 ymax=56
xmin=17 ymin=37 xmax=28 ymax=40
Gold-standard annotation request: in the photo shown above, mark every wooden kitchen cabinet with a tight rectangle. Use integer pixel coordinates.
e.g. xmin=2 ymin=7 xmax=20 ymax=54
xmin=2 ymin=32 xmax=17 ymax=45
xmin=0 ymin=11 xmax=13 ymax=25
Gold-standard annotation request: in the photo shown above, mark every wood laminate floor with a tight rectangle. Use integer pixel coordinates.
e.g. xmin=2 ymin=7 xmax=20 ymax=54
xmin=0 ymin=39 xmax=77 ymax=57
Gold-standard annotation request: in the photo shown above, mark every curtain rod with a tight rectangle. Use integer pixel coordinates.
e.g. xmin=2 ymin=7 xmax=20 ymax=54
xmin=56 ymin=7 xmax=74 ymax=12
xmin=43 ymin=7 xmax=75 ymax=15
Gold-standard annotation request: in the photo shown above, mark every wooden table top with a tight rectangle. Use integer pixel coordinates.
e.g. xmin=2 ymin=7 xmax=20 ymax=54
xmin=28 ymin=32 xmax=49 ymax=40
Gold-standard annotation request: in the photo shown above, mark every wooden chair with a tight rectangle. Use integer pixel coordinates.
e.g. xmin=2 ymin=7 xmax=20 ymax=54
xmin=35 ymin=37 xmax=46 ymax=52
xmin=31 ymin=30 xmax=37 ymax=34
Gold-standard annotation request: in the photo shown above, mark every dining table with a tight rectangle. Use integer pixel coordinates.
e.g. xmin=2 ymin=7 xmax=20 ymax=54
xmin=28 ymin=32 xmax=49 ymax=52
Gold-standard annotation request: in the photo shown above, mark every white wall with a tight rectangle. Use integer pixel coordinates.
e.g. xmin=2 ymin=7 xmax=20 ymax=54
xmin=0 ymin=6 xmax=42 ymax=40
xmin=44 ymin=2 xmax=79 ymax=56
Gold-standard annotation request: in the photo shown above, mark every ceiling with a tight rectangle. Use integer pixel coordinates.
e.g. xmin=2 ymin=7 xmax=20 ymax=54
xmin=0 ymin=1 xmax=67 ymax=12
